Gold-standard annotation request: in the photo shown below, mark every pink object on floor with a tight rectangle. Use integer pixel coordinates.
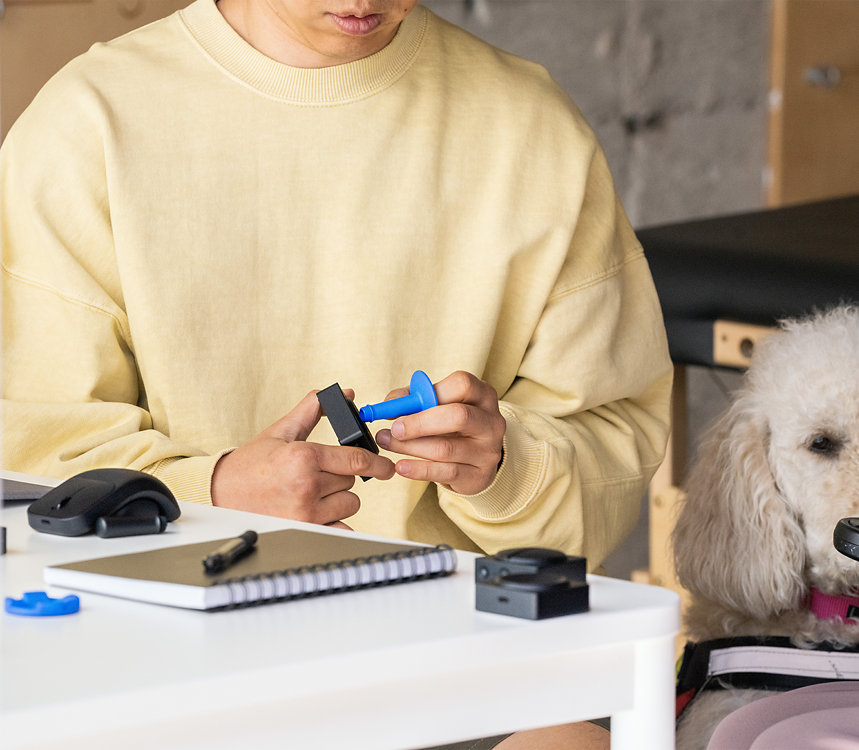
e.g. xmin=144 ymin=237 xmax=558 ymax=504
xmin=707 ymin=681 xmax=859 ymax=750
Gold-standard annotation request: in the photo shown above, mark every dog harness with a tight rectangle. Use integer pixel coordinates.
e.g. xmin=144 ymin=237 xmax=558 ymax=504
xmin=676 ymin=634 xmax=859 ymax=718
xmin=676 ymin=588 xmax=859 ymax=718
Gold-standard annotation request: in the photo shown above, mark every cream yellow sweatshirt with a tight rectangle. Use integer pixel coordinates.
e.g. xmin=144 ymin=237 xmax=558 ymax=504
xmin=1 ymin=1 xmax=672 ymax=564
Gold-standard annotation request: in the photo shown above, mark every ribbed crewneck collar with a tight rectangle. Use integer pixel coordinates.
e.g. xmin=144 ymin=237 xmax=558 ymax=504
xmin=179 ymin=0 xmax=428 ymax=105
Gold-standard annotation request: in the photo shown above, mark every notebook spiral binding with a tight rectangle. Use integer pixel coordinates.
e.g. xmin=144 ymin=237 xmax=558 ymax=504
xmin=218 ymin=544 xmax=456 ymax=610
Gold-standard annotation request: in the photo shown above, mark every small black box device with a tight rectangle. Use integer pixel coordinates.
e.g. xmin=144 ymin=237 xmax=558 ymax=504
xmin=317 ymin=383 xmax=378 ymax=454
xmin=317 ymin=383 xmax=379 ymax=482
xmin=475 ymin=547 xmax=589 ymax=619
xmin=475 ymin=547 xmax=586 ymax=582
xmin=476 ymin=571 xmax=589 ymax=620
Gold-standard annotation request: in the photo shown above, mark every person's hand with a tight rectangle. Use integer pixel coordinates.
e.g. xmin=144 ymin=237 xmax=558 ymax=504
xmin=211 ymin=390 xmax=395 ymax=529
xmin=374 ymin=371 xmax=506 ymax=495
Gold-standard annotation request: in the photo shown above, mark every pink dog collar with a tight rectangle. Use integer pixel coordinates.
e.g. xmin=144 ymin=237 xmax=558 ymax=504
xmin=809 ymin=588 xmax=859 ymax=622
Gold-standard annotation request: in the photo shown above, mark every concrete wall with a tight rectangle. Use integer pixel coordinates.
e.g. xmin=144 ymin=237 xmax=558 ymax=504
xmin=424 ymin=0 xmax=772 ymax=228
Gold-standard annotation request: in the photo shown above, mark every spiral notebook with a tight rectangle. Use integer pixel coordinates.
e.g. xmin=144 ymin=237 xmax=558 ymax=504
xmin=44 ymin=528 xmax=457 ymax=611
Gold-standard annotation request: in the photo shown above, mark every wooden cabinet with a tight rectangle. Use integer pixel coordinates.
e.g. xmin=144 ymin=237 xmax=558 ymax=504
xmin=0 ymin=0 xmax=188 ymax=140
xmin=768 ymin=0 xmax=859 ymax=205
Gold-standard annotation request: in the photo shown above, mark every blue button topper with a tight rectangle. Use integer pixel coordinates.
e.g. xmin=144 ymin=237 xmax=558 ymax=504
xmin=5 ymin=591 xmax=80 ymax=617
xmin=358 ymin=370 xmax=439 ymax=422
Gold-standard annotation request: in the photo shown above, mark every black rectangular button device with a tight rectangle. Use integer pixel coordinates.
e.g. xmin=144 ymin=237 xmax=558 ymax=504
xmin=317 ymin=383 xmax=379 ymax=481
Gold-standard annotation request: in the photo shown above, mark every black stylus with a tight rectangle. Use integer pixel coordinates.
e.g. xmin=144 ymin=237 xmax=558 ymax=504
xmin=202 ymin=530 xmax=258 ymax=573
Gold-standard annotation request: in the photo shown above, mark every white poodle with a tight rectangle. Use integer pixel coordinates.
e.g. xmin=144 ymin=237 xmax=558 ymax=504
xmin=672 ymin=305 xmax=859 ymax=750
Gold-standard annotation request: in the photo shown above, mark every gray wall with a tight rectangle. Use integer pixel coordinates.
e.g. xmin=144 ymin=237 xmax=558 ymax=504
xmin=425 ymin=0 xmax=771 ymax=228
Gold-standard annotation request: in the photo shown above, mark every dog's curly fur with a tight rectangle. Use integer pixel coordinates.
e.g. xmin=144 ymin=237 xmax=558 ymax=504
xmin=672 ymin=305 xmax=859 ymax=750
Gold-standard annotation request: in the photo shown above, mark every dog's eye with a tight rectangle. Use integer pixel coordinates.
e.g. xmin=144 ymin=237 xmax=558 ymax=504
xmin=808 ymin=435 xmax=841 ymax=455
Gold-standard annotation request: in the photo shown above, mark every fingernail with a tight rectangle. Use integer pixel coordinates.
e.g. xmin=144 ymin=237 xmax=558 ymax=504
xmin=392 ymin=421 xmax=405 ymax=439
xmin=376 ymin=431 xmax=390 ymax=448
xmin=397 ymin=461 xmax=412 ymax=476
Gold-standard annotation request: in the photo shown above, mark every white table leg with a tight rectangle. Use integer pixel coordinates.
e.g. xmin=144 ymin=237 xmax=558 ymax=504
xmin=610 ymin=635 xmax=676 ymax=750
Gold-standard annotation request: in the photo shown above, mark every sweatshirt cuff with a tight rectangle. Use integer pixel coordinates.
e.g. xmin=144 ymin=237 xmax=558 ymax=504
xmin=146 ymin=451 xmax=232 ymax=505
xmin=442 ymin=409 xmax=548 ymax=520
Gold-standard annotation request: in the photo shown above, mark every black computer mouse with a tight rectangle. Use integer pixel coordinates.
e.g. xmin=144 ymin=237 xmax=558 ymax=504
xmin=28 ymin=468 xmax=180 ymax=538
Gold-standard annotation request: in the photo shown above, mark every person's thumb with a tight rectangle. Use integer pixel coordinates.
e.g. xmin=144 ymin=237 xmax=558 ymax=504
xmin=263 ymin=388 xmax=355 ymax=443
xmin=263 ymin=391 xmax=324 ymax=443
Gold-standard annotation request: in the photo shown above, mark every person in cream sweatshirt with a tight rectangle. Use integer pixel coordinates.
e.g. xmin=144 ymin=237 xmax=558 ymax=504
xmin=1 ymin=0 xmax=672 ymax=570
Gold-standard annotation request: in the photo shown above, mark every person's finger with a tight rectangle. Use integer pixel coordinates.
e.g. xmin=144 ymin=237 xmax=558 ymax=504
xmin=389 ymin=402 xmax=496 ymax=441
xmin=378 ymin=430 xmax=503 ymax=485
xmin=313 ymin=443 xmax=396 ymax=480
xmin=262 ymin=388 xmax=358 ymax=443
xmin=325 ymin=520 xmax=354 ymax=531
xmin=382 ymin=386 xmax=409 ymax=402
xmin=394 ymin=457 xmax=489 ymax=495
xmin=314 ymin=489 xmax=362 ymax=525
xmin=262 ymin=390 xmax=324 ymax=442
xmin=432 ymin=370 xmax=498 ymax=409
xmin=371 ymin=371 xmax=494 ymax=420
xmin=261 ymin=483 xmax=360 ymax=525
xmin=376 ymin=430 xmax=473 ymax=464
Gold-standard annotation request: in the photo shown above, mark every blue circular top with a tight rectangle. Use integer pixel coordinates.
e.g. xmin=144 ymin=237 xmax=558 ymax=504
xmin=409 ymin=370 xmax=439 ymax=410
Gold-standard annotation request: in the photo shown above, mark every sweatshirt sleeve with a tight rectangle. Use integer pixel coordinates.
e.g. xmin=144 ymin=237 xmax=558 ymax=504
xmin=0 ymin=70 xmax=218 ymax=504
xmin=435 ymin=146 xmax=673 ymax=568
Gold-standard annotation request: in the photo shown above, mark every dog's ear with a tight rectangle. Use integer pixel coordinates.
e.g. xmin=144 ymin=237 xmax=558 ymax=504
xmin=672 ymin=393 xmax=807 ymax=620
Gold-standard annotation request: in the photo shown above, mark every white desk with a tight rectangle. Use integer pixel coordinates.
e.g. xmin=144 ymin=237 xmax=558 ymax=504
xmin=1 ymin=500 xmax=679 ymax=750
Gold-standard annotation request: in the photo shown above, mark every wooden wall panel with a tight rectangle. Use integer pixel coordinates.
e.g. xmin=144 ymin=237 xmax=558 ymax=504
xmin=768 ymin=0 xmax=859 ymax=205
xmin=0 ymin=0 xmax=187 ymax=140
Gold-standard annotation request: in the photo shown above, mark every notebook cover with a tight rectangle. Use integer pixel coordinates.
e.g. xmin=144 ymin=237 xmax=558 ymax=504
xmin=1 ymin=470 xmax=58 ymax=501
xmin=44 ymin=528 xmax=457 ymax=610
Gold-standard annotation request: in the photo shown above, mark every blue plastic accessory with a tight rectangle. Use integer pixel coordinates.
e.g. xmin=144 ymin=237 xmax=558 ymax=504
xmin=359 ymin=370 xmax=439 ymax=422
xmin=5 ymin=591 xmax=80 ymax=617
